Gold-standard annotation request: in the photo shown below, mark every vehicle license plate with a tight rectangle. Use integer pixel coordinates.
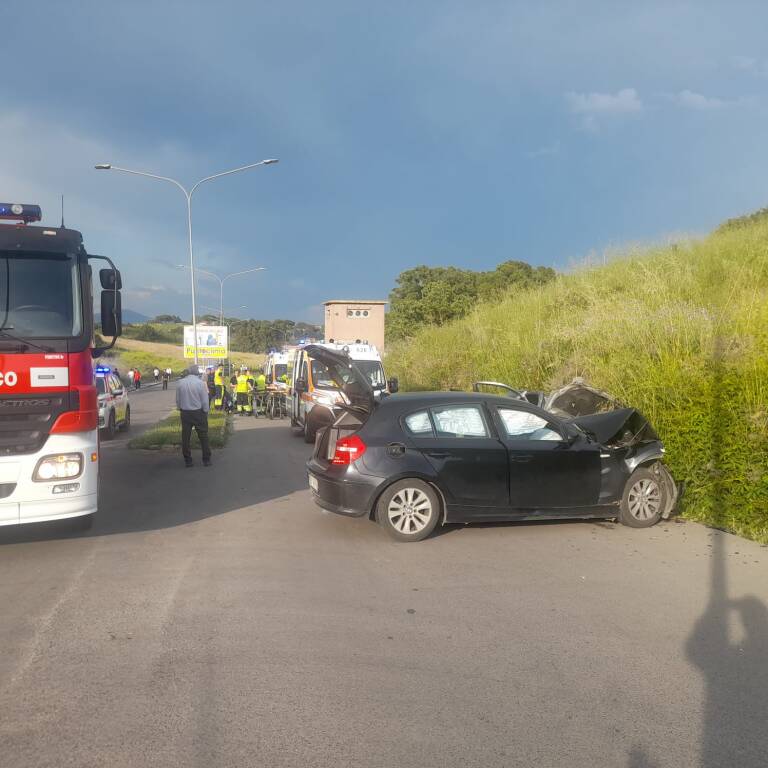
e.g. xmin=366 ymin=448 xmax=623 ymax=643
xmin=308 ymin=474 xmax=318 ymax=492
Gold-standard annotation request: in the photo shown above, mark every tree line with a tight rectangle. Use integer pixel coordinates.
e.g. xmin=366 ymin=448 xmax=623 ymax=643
xmin=122 ymin=316 xmax=322 ymax=353
xmin=386 ymin=260 xmax=556 ymax=341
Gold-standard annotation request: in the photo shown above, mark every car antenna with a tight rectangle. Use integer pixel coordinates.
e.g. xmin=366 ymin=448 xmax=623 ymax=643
xmin=60 ymin=195 xmax=65 ymax=229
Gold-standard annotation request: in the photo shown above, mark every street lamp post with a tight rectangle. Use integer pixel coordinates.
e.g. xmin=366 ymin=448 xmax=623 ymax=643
xmin=95 ymin=159 xmax=278 ymax=363
xmin=178 ymin=265 xmax=265 ymax=326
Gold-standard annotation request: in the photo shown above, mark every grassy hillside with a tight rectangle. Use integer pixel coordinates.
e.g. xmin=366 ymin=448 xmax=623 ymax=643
xmin=386 ymin=222 xmax=768 ymax=543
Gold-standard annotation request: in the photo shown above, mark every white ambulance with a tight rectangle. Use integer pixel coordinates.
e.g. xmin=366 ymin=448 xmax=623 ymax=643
xmin=289 ymin=342 xmax=395 ymax=443
xmin=264 ymin=350 xmax=292 ymax=389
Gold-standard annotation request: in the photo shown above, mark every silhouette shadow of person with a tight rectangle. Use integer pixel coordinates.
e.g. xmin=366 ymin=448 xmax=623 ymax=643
xmin=685 ymin=531 xmax=768 ymax=767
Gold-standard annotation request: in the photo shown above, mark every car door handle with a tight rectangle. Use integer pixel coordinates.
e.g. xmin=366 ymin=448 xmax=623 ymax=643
xmin=510 ymin=454 xmax=533 ymax=463
xmin=425 ymin=451 xmax=449 ymax=459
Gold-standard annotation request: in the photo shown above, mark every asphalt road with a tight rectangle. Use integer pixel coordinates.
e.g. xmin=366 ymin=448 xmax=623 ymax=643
xmin=0 ymin=384 xmax=767 ymax=768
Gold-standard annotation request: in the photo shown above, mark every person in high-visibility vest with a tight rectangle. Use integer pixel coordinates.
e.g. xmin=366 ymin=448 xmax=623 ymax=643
xmin=213 ymin=364 xmax=225 ymax=409
xmin=255 ymin=370 xmax=267 ymax=393
xmin=235 ymin=368 xmax=253 ymax=415
xmin=245 ymin=368 xmax=255 ymax=415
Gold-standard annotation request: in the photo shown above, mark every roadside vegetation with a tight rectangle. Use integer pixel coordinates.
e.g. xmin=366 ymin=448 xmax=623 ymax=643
xmin=386 ymin=260 xmax=556 ymax=341
xmin=128 ymin=409 xmax=230 ymax=450
xmin=98 ymin=337 xmax=265 ymax=378
xmin=123 ymin=317 xmax=322 ymax=352
xmin=386 ymin=218 xmax=768 ymax=544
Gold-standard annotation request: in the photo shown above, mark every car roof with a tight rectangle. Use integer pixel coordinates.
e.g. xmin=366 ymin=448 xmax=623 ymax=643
xmin=381 ymin=391 xmax=532 ymax=407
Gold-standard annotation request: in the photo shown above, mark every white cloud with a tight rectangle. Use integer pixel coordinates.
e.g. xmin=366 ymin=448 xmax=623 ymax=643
xmin=673 ymin=90 xmax=728 ymax=110
xmin=732 ymin=55 xmax=768 ymax=77
xmin=527 ymin=141 xmax=561 ymax=158
xmin=669 ymin=90 xmax=755 ymax=111
xmin=566 ymin=88 xmax=643 ymax=115
xmin=565 ymin=88 xmax=642 ymax=131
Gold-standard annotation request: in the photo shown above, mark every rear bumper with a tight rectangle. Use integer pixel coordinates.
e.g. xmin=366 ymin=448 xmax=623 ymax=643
xmin=307 ymin=462 xmax=381 ymax=518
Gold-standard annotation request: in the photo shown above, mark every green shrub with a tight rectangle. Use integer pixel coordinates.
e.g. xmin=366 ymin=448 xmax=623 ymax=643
xmin=386 ymin=223 xmax=768 ymax=543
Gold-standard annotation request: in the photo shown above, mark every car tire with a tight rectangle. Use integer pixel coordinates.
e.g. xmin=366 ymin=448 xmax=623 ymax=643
xmin=303 ymin=420 xmax=316 ymax=444
xmin=122 ymin=406 xmax=131 ymax=431
xmin=104 ymin=410 xmax=116 ymax=440
xmin=376 ymin=479 xmax=441 ymax=542
xmin=619 ymin=467 xmax=666 ymax=528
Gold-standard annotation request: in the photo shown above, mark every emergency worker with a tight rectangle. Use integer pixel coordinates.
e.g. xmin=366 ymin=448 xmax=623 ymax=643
xmin=235 ymin=367 xmax=250 ymax=415
xmin=255 ymin=369 xmax=267 ymax=393
xmin=213 ymin=364 xmax=225 ymax=409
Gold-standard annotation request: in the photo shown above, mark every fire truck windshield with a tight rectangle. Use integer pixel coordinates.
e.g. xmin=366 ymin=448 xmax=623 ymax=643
xmin=0 ymin=251 xmax=83 ymax=338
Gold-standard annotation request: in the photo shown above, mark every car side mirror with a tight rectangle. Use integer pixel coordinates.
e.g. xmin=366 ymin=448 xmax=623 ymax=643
xmin=388 ymin=377 xmax=399 ymax=394
xmin=294 ymin=377 xmax=307 ymax=393
xmin=100 ymin=290 xmax=123 ymax=338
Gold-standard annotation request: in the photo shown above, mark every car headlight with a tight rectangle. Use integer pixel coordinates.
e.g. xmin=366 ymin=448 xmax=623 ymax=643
xmin=33 ymin=453 xmax=83 ymax=482
xmin=311 ymin=392 xmax=339 ymax=407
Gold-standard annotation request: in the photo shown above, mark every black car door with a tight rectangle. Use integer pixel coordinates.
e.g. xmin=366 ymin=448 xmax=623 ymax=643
xmin=405 ymin=403 xmax=509 ymax=514
xmin=491 ymin=404 xmax=602 ymax=511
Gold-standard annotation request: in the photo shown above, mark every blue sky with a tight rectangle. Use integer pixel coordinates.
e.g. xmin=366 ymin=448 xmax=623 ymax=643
xmin=1 ymin=1 xmax=767 ymax=322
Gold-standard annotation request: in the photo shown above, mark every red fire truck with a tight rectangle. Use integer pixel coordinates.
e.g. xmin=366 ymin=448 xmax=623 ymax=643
xmin=0 ymin=203 xmax=122 ymax=530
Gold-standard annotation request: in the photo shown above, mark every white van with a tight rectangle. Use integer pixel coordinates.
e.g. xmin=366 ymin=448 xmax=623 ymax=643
xmin=264 ymin=350 xmax=292 ymax=389
xmin=289 ymin=343 xmax=395 ymax=443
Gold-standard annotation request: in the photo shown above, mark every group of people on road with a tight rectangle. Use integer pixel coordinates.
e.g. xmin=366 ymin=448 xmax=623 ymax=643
xmin=176 ymin=361 xmax=289 ymax=468
xmin=207 ymin=363 xmax=268 ymax=416
xmin=123 ymin=366 xmax=173 ymax=390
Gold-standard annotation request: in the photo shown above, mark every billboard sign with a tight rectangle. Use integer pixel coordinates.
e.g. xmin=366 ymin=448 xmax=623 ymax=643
xmin=183 ymin=325 xmax=228 ymax=359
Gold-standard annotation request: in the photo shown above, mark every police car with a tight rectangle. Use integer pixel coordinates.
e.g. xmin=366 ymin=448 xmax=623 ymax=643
xmin=95 ymin=366 xmax=131 ymax=439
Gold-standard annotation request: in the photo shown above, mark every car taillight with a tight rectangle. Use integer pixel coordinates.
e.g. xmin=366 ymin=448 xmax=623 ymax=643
xmin=331 ymin=434 xmax=366 ymax=465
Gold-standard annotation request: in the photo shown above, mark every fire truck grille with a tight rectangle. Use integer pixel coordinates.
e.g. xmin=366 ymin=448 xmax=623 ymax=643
xmin=0 ymin=395 xmax=73 ymax=455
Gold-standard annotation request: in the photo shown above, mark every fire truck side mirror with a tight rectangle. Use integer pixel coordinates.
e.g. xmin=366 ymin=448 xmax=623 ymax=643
xmin=99 ymin=268 xmax=122 ymax=290
xmin=101 ymin=290 xmax=123 ymax=338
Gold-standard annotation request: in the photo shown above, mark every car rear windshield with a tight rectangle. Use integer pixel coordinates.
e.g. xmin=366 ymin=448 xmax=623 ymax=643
xmin=0 ymin=251 xmax=83 ymax=338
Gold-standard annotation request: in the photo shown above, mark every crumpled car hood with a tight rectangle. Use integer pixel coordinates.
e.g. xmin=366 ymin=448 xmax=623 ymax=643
xmin=570 ymin=407 xmax=659 ymax=448
xmin=544 ymin=378 xmax=622 ymax=417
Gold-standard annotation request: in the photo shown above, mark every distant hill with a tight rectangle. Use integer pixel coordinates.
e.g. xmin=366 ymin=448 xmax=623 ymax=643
xmin=95 ymin=309 xmax=149 ymax=324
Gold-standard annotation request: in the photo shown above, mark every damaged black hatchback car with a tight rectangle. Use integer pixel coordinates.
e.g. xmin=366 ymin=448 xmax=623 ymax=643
xmin=306 ymin=347 xmax=678 ymax=542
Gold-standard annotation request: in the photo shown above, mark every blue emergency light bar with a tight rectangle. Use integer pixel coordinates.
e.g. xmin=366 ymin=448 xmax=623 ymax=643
xmin=95 ymin=366 xmax=111 ymax=374
xmin=0 ymin=203 xmax=42 ymax=224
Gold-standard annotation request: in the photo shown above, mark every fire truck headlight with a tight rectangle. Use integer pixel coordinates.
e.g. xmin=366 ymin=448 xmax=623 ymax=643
xmin=33 ymin=453 xmax=83 ymax=482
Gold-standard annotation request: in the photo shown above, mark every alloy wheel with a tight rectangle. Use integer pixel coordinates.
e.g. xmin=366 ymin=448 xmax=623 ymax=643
xmin=388 ymin=487 xmax=433 ymax=535
xmin=627 ymin=477 xmax=661 ymax=520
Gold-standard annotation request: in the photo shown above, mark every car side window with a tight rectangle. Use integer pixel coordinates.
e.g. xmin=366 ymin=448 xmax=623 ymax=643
xmin=404 ymin=410 xmax=434 ymax=436
xmin=498 ymin=408 xmax=561 ymax=441
xmin=111 ymin=375 xmax=122 ymax=393
xmin=431 ymin=405 xmax=488 ymax=438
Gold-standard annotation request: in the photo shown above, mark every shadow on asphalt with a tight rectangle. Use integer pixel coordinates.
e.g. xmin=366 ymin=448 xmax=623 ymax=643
xmin=0 ymin=419 xmax=311 ymax=545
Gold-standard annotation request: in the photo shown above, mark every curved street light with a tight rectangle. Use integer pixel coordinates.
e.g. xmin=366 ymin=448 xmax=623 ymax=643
xmin=95 ymin=159 xmax=278 ymax=362
xmin=177 ymin=265 xmax=265 ymax=326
